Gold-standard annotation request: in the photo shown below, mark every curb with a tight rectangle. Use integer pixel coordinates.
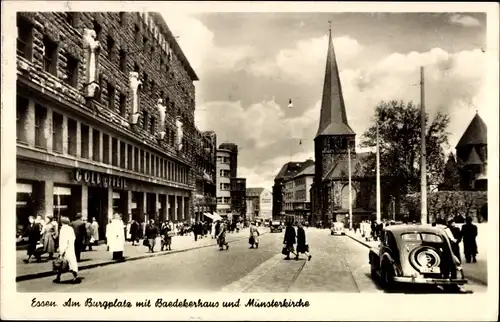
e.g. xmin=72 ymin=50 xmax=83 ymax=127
xmin=16 ymin=232 xmax=267 ymax=282
xmin=345 ymin=233 xmax=487 ymax=286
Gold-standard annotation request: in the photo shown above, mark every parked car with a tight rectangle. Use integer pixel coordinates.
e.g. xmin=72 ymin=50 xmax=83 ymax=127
xmin=270 ymin=221 xmax=283 ymax=233
xmin=330 ymin=222 xmax=345 ymax=235
xmin=369 ymin=225 xmax=467 ymax=292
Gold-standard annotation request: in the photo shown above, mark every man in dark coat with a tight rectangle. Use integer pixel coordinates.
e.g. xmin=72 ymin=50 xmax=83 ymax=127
xmin=70 ymin=214 xmax=86 ymax=262
xmin=461 ymin=216 xmax=478 ymax=263
xmin=283 ymin=221 xmax=297 ymax=260
xmin=130 ymin=219 xmax=140 ymax=246
xmin=193 ymin=221 xmax=201 ymax=242
xmin=145 ymin=219 xmax=159 ymax=252
xmin=23 ymin=216 xmax=42 ymax=263
xmin=296 ymin=222 xmax=312 ymax=261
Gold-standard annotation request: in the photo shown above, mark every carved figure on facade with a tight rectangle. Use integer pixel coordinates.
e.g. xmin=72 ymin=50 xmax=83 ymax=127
xmin=157 ymin=98 xmax=166 ymax=140
xmin=129 ymin=72 xmax=142 ymax=125
xmin=82 ymin=28 xmax=101 ymax=98
xmin=176 ymin=116 xmax=184 ymax=151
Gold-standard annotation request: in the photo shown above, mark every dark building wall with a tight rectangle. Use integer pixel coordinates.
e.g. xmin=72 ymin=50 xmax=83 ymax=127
xmin=230 ymin=178 xmax=246 ymax=217
xmin=272 ymin=179 xmax=283 ymax=219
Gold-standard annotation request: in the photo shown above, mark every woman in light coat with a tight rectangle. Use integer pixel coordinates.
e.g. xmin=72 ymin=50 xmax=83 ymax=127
xmin=41 ymin=215 xmax=57 ymax=259
xmin=54 ymin=216 xmax=80 ymax=283
xmin=249 ymin=223 xmax=260 ymax=249
xmin=106 ymin=214 xmax=125 ymax=260
xmin=91 ymin=217 xmax=99 ymax=245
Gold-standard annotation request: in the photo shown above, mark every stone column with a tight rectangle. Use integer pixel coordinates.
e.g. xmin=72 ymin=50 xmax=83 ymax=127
xmin=127 ymin=191 xmax=133 ymax=222
xmin=178 ymin=196 xmax=183 ymax=221
xmin=44 ymin=107 xmax=53 ymax=152
xmin=76 ymin=121 xmax=81 ymax=158
xmin=166 ymin=194 xmax=170 ymax=221
xmin=130 ymin=146 xmax=135 ymax=172
xmin=116 ymin=140 xmax=121 ymax=167
xmin=142 ymin=192 xmax=147 ymax=223
xmin=98 ymin=131 xmax=104 ymax=163
xmin=43 ymin=180 xmax=54 ymax=217
xmin=173 ymin=196 xmax=178 ymax=222
xmin=107 ymin=187 xmax=113 ymax=223
xmin=88 ymin=126 xmax=94 ymax=160
xmin=153 ymin=193 xmax=159 ymax=221
xmin=124 ymin=143 xmax=128 ymax=170
xmin=81 ymin=185 xmax=88 ymax=221
xmin=62 ymin=115 xmax=68 ymax=155
xmin=26 ymin=99 xmax=36 ymax=147
xmin=107 ymin=135 xmax=113 ymax=165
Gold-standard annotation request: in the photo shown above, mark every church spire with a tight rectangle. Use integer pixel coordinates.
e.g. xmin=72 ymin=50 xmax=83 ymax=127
xmin=316 ymin=21 xmax=355 ymax=138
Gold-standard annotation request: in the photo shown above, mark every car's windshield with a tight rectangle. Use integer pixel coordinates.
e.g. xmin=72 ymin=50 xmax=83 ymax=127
xmin=401 ymin=233 xmax=443 ymax=243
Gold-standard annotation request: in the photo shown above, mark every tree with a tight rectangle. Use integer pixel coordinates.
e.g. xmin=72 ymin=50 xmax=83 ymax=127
xmin=361 ymin=100 xmax=450 ymax=195
xmin=439 ymin=152 xmax=460 ymax=191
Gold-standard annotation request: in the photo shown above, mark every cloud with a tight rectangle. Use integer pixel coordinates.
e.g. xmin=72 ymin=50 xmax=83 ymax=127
xmin=449 ymin=14 xmax=481 ymax=27
xmin=160 ymin=12 xmax=256 ymax=74
xmin=249 ymin=35 xmax=364 ymax=84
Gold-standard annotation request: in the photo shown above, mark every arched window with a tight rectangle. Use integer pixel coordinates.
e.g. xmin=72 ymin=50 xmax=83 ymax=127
xmin=341 ymin=185 xmax=357 ymax=209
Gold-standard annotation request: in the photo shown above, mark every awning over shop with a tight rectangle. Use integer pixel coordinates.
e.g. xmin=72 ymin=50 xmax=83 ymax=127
xmin=203 ymin=213 xmax=214 ymax=220
xmin=212 ymin=212 xmax=223 ymax=221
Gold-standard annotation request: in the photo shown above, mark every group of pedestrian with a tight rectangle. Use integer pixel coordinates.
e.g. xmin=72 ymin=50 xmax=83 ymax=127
xmin=282 ymin=222 xmax=312 ymax=261
xmin=440 ymin=216 xmax=478 ymax=264
xmin=192 ymin=221 xmax=211 ymax=241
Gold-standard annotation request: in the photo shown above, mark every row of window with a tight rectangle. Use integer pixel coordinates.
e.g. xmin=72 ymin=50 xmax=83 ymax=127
xmin=219 ymin=183 xmax=230 ymax=191
xmin=219 ymin=169 xmax=231 ymax=178
xmin=16 ymin=15 xmax=194 ymax=127
xmin=216 ymin=156 xmax=230 ymax=164
xmin=16 ymin=97 xmax=190 ymax=185
xmin=216 ymin=197 xmax=230 ymax=204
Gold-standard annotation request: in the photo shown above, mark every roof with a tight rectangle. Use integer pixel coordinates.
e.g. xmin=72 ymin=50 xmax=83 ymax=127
xmin=456 ymin=112 xmax=487 ymax=148
xmin=294 ymin=164 xmax=315 ymax=178
xmin=152 ymin=13 xmax=199 ymax=81
xmin=465 ymin=147 xmax=483 ymax=165
xmin=323 ymin=154 xmax=365 ymax=181
xmin=246 ymin=187 xmax=265 ymax=197
xmin=275 ymin=159 xmax=315 ymax=181
xmin=316 ymin=28 xmax=355 ymax=138
xmin=385 ymin=224 xmax=447 ymax=236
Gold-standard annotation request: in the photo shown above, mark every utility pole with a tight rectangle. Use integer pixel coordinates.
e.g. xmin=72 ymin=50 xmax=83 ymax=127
xmin=420 ymin=66 xmax=428 ymax=224
xmin=376 ymin=112 xmax=381 ymax=223
xmin=348 ymin=144 xmax=353 ymax=230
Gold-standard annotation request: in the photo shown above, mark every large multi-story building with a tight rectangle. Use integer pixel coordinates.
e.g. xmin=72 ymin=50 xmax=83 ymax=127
xmin=246 ymin=187 xmax=272 ymax=223
xmin=15 ymin=12 xmax=214 ymax=238
xmin=216 ymin=147 xmax=232 ymax=215
xmin=193 ymin=130 xmax=217 ymax=222
xmin=282 ymin=163 xmax=314 ymax=224
xmin=230 ymin=177 xmax=247 ymax=221
xmin=218 ymin=143 xmax=238 ymax=178
xmin=272 ymin=159 xmax=314 ymax=221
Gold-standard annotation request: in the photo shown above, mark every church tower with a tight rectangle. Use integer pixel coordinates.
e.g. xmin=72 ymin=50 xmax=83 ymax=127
xmin=312 ymin=23 xmax=356 ymax=225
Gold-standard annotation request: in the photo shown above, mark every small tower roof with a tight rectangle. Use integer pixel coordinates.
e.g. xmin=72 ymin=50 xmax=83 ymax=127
xmin=456 ymin=112 xmax=487 ymax=148
xmin=465 ymin=147 xmax=483 ymax=166
xmin=315 ymin=22 xmax=355 ymax=138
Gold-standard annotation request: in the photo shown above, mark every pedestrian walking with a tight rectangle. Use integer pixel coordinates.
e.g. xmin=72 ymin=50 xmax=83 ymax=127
xmin=70 ymin=214 xmax=86 ymax=262
xmin=217 ymin=222 xmax=229 ymax=250
xmin=296 ymin=222 xmax=312 ymax=261
xmin=145 ymin=219 xmax=159 ymax=252
xmin=445 ymin=218 xmax=462 ymax=263
xmin=53 ymin=216 xmax=80 ymax=284
xmin=106 ymin=214 xmax=125 ymax=260
xmin=130 ymin=219 xmax=140 ymax=246
xmin=461 ymin=216 xmax=478 ymax=263
xmin=41 ymin=215 xmax=57 ymax=260
xmin=23 ymin=216 xmax=42 ymax=263
xmin=249 ymin=222 xmax=260 ymax=249
xmin=161 ymin=221 xmax=172 ymax=251
xmin=84 ymin=219 xmax=93 ymax=251
xmin=90 ymin=217 xmax=99 ymax=245
xmin=193 ymin=221 xmax=200 ymax=242
xmin=282 ymin=221 xmax=297 ymax=260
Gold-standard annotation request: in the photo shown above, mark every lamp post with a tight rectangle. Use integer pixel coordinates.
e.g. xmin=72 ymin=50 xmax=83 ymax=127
xmin=348 ymin=144 xmax=353 ymax=230
xmin=420 ymin=66 xmax=428 ymax=224
xmin=376 ymin=111 xmax=381 ymax=223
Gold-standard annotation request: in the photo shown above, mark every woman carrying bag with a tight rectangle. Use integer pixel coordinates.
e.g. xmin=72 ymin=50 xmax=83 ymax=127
xmin=249 ymin=222 xmax=260 ymax=249
xmin=296 ymin=222 xmax=312 ymax=261
xmin=282 ymin=221 xmax=297 ymax=260
xmin=53 ymin=216 xmax=80 ymax=284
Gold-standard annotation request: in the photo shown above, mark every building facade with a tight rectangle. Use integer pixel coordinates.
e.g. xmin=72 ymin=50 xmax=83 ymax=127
xmin=230 ymin=178 xmax=246 ymax=221
xmin=15 ymin=12 xmax=209 ymax=238
xmin=310 ymin=27 xmax=398 ymax=227
xmin=272 ymin=160 xmax=314 ymax=222
xmin=218 ymin=143 xmax=238 ymax=178
xmin=193 ymin=130 xmax=217 ymax=222
xmin=246 ymin=187 xmax=272 ymax=222
xmin=290 ymin=164 xmax=314 ymax=224
xmin=216 ymin=148 xmax=232 ymax=215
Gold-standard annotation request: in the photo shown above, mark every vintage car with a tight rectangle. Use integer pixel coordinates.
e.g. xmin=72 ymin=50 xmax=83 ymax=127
xmin=270 ymin=221 xmax=283 ymax=233
xmin=330 ymin=222 xmax=346 ymax=235
xmin=369 ymin=225 xmax=467 ymax=291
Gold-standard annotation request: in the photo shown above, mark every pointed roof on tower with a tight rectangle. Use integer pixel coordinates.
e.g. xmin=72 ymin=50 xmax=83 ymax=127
xmin=465 ymin=147 xmax=483 ymax=166
xmin=316 ymin=22 xmax=355 ymax=138
xmin=456 ymin=112 xmax=487 ymax=148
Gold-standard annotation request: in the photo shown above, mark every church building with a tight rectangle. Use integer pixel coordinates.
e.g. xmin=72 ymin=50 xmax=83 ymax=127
xmin=311 ymin=25 xmax=399 ymax=227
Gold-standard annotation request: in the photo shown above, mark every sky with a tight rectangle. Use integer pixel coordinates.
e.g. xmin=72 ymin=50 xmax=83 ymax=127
xmin=160 ymin=11 xmax=493 ymax=191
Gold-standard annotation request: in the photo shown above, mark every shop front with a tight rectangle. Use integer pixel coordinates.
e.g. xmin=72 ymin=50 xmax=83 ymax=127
xmin=16 ymin=159 xmax=192 ymax=239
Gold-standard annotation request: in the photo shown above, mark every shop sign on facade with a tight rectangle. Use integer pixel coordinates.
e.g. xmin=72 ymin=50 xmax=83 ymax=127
xmin=74 ymin=169 xmax=127 ymax=189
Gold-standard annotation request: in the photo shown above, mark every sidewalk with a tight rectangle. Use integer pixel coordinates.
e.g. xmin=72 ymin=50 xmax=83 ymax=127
xmin=17 ymin=228 xmax=258 ymax=282
xmin=345 ymin=230 xmax=487 ymax=286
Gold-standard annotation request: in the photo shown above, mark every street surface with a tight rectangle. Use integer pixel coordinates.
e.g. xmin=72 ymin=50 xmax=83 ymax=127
xmin=17 ymin=228 xmax=487 ymax=293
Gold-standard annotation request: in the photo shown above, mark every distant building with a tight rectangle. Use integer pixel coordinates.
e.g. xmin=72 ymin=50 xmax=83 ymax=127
xmin=455 ymin=112 xmax=487 ymax=191
xmin=230 ymin=178 xmax=246 ymax=221
xmin=218 ymin=143 xmax=238 ymax=178
xmin=246 ymin=187 xmax=272 ymax=222
xmin=216 ymin=148 xmax=232 ymax=216
xmin=285 ymin=164 xmax=314 ymax=224
xmin=193 ymin=131 xmax=217 ymax=222
xmin=272 ymin=160 xmax=315 ymax=222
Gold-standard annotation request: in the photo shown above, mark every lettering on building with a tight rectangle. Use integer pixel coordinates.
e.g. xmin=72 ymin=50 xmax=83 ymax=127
xmin=74 ymin=169 xmax=127 ymax=190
